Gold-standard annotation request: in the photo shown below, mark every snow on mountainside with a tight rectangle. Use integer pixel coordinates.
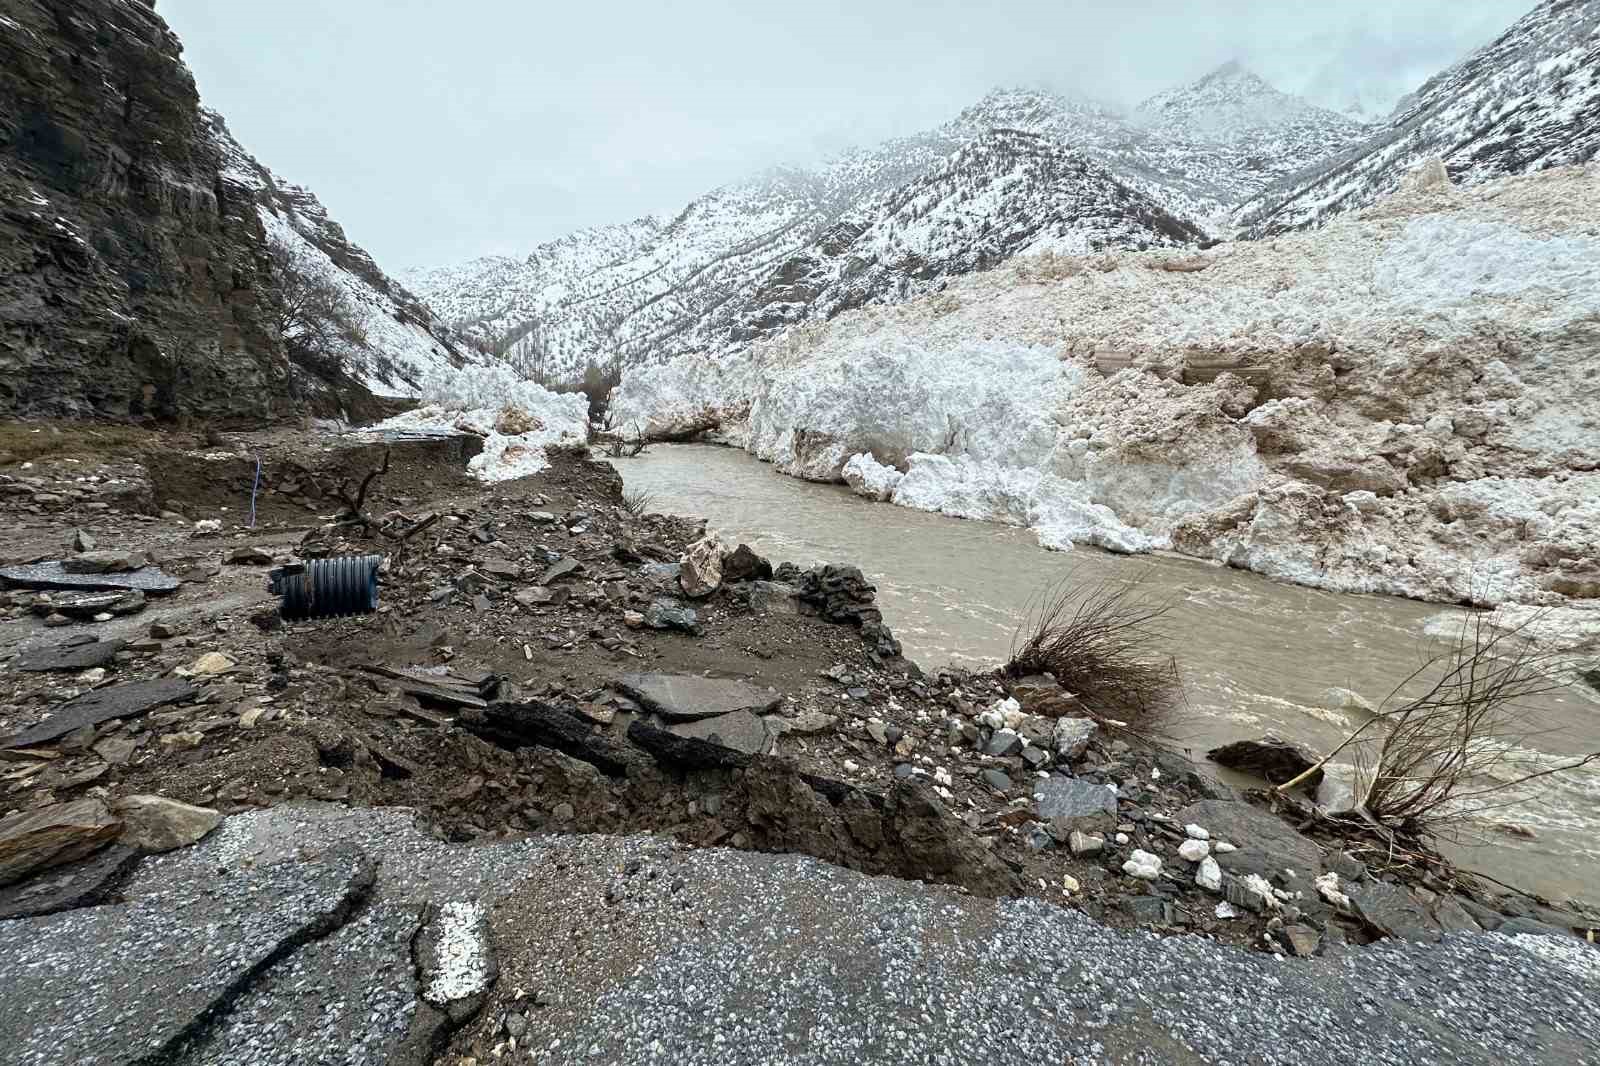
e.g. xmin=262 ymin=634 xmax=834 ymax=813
xmin=206 ymin=114 xmax=482 ymax=397
xmin=738 ymin=131 xmax=1207 ymax=336
xmin=406 ymin=66 xmax=1361 ymax=382
xmin=611 ymin=164 xmax=1600 ymax=608
xmin=1239 ymin=0 xmax=1600 ymax=234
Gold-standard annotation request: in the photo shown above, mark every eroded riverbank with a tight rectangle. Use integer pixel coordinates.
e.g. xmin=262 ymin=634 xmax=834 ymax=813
xmin=611 ymin=443 xmax=1600 ymax=901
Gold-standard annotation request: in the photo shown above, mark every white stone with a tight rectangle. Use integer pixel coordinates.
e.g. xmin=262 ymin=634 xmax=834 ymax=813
xmin=1061 ymin=874 xmax=1081 ymax=893
xmin=1115 ymin=832 xmax=1130 ymax=845
xmin=1177 ymin=839 xmax=1211 ymax=863
xmin=679 ymin=533 xmax=731 ymax=599
xmin=1242 ymin=874 xmax=1281 ymax=911
xmin=1314 ymin=871 xmax=1353 ymax=911
xmin=1121 ymin=849 xmax=1162 ymax=880
xmin=1215 ymin=901 xmax=1240 ymax=920
xmin=1196 ymin=856 xmax=1223 ymax=893
xmin=1183 ymin=824 xmax=1210 ymax=840
xmin=1213 ymin=841 xmax=1237 ymax=854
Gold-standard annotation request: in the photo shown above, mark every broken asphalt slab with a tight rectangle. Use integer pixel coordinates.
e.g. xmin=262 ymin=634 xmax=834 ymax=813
xmin=1 ymin=678 xmax=195 ymax=749
xmin=16 ymin=636 xmax=128 ymax=672
xmin=613 ymin=672 xmax=782 ymax=722
xmin=0 ymin=844 xmax=376 ymax=1066
xmin=0 ymin=844 xmax=140 ymax=920
xmin=0 ymin=561 xmax=182 ymax=596
xmin=6 ymin=805 xmax=1592 ymax=1066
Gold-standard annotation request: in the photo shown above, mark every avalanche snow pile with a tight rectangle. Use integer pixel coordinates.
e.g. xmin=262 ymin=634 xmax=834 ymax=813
xmin=373 ymin=366 xmax=589 ymax=482
xmin=611 ymin=164 xmax=1600 ymax=606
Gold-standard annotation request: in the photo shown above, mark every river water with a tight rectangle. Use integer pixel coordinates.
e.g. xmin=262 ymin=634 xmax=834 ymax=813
xmin=609 ymin=444 xmax=1600 ymax=902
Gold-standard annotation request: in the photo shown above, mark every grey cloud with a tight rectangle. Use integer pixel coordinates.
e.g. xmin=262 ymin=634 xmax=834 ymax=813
xmin=160 ymin=0 xmax=1535 ymax=269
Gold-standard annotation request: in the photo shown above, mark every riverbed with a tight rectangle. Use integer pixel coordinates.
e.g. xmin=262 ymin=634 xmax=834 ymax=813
xmin=610 ymin=443 xmax=1600 ymax=903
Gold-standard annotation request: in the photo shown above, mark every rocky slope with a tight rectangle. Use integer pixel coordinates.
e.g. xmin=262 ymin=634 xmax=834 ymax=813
xmin=0 ymin=0 xmax=474 ymax=422
xmin=611 ymin=163 xmax=1600 ymax=607
xmin=406 ymin=68 xmax=1364 ymax=381
xmin=0 ymin=0 xmax=292 ymax=421
xmin=207 ymin=115 xmax=479 ymax=399
xmin=1239 ymin=0 xmax=1600 ymax=234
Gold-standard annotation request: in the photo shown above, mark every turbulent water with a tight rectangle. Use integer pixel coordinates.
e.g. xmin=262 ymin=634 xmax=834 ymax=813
xmin=612 ymin=444 xmax=1600 ymax=904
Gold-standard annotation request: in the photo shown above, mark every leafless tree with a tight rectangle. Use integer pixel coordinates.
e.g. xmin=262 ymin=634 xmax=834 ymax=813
xmin=1276 ymin=611 xmax=1597 ymax=838
xmin=503 ymin=320 xmax=551 ymax=385
xmin=268 ymin=236 xmax=366 ymax=378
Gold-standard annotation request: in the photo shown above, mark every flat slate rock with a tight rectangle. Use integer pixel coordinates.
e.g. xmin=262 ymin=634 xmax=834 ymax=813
xmin=1348 ymin=880 xmax=1442 ymax=943
xmin=1 ymin=678 xmax=195 ymax=749
xmin=666 ymin=709 xmax=774 ymax=756
xmin=614 ymin=673 xmax=782 ymax=722
xmin=0 ymin=844 xmax=375 ymax=1066
xmin=0 ymin=844 xmax=139 ymax=920
xmin=17 ymin=637 xmax=128 ymax=672
xmin=1175 ymin=799 xmax=1325 ymax=880
xmin=0 ymin=561 xmax=181 ymax=595
xmin=1032 ymin=775 xmax=1118 ymax=821
xmin=0 ymin=800 xmax=123 ymax=887
xmin=627 ymin=719 xmax=754 ymax=770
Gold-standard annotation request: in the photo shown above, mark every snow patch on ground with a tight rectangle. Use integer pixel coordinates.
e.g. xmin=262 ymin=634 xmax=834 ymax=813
xmin=373 ymin=366 xmax=589 ymax=482
xmin=613 ymin=165 xmax=1600 ymax=605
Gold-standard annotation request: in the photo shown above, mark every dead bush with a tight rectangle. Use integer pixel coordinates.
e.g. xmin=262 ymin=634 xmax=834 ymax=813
xmin=1278 ymin=610 xmax=1597 ymax=839
xmin=1005 ymin=575 xmax=1181 ymax=735
xmin=621 ymin=487 xmax=654 ymax=517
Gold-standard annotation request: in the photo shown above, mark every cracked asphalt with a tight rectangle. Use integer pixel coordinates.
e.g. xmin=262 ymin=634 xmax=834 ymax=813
xmin=0 ymin=805 xmax=1595 ymax=1066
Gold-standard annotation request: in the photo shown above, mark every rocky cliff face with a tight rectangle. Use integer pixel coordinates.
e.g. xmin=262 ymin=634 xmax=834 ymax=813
xmin=0 ymin=0 xmax=293 ymax=421
xmin=738 ymin=131 xmax=1207 ymax=338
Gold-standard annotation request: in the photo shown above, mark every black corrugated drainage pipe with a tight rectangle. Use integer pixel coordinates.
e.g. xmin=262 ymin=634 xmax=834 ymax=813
xmin=267 ymin=555 xmax=383 ymax=620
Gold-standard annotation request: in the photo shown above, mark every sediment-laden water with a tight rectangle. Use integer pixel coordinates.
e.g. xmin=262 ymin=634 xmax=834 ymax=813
xmin=611 ymin=443 xmax=1600 ymax=902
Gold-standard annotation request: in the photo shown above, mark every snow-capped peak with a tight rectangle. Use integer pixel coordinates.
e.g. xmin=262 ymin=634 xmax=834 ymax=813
xmin=1133 ymin=60 xmax=1359 ymax=144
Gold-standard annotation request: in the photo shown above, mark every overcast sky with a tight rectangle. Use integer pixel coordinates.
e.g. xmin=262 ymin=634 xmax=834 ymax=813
xmin=161 ymin=0 xmax=1533 ymax=271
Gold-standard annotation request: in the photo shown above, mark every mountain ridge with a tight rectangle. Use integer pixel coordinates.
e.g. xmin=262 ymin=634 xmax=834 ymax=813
xmin=1237 ymin=0 xmax=1600 ymax=233
xmin=406 ymin=62 xmax=1364 ymax=382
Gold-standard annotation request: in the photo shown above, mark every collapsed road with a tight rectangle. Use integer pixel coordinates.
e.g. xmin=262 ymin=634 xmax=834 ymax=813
xmin=0 ymin=427 xmax=1596 ymax=1065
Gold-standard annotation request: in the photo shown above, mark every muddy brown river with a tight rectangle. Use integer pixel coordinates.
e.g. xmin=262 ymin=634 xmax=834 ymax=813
xmin=611 ymin=443 xmax=1600 ymax=903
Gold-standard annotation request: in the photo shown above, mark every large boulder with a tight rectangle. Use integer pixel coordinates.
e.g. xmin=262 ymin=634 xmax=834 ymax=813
xmin=679 ymin=534 xmax=732 ymax=598
xmin=0 ymin=800 xmax=122 ymax=887
xmin=112 ymin=796 xmax=222 ymax=853
xmin=1207 ymin=735 xmax=1324 ymax=788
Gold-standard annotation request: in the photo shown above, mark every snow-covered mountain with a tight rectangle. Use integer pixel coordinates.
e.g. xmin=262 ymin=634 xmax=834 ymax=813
xmin=406 ymin=65 xmax=1364 ymax=381
xmin=737 ymin=131 xmax=1207 ymax=338
xmin=1239 ymin=0 xmax=1600 ymax=234
xmin=207 ymin=114 xmax=482 ymax=397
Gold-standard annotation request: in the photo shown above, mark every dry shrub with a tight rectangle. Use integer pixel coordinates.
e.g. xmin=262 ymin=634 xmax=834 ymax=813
xmin=1279 ymin=610 xmax=1598 ymax=839
xmin=1006 ymin=575 xmax=1181 ymax=735
xmin=622 ymin=487 xmax=655 ymax=517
